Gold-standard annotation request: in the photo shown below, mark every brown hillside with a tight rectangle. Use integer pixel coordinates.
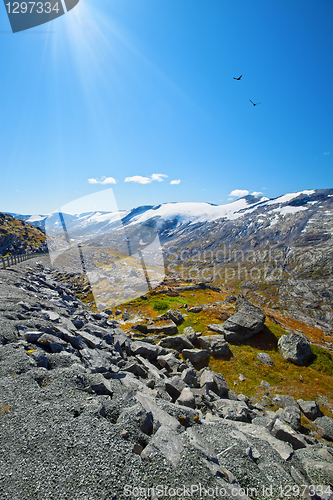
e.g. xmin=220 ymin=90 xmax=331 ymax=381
xmin=0 ymin=213 xmax=46 ymax=256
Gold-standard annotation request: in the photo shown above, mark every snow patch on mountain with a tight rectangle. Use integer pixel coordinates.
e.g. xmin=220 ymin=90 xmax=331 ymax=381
xmin=272 ymin=206 xmax=308 ymax=216
xmin=126 ymin=197 xmax=266 ymax=227
xmin=264 ymin=190 xmax=315 ymax=206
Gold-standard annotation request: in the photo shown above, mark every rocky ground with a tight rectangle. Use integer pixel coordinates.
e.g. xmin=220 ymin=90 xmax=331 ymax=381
xmin=1 ymin=256 xmax=333 ymax=500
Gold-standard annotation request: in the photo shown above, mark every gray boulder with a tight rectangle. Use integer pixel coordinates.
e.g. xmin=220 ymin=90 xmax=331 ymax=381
xmin=30 ymin=349 xmax=48 ymax=368
xmin=36 ymin=333 xmax=68 ymax=352
xmin=176 ymin=388 xmax=196 ymax=409
xmin=166 ymin=310 xmax=184 ymax=326
xmin=275 ymin=405 xmax=301 ymax=431
xmin=141 ymin=425 xmax=183 ymax=466
xmin=197 ymin=335 xmax=230 ymax=356
xmin=271 ymin=419 xmax=308 ymax=450
xmin=314 ymin=416 xmax=333 ymax=441
xmin=207 ymin=324 xmax=226 ymax=335
xmin=123 ymin=361 xmax=148 ymax=378
xmin=188 ymin=306 xmax=202 ymax=313
xmin=199 ymin=368 xmax=229 ymax=397
xmin=156 ymin=352 xmax=181 ymax=372
xmin=213 ymin=399 xmax=251 ymax=422
xmin=117 ymin=402 xmax=154 ymax=436
xmin=165 ymin=375 xmax=187 ymax=400
xmin=158 ymin=334 xmax=194 ymax=350
xmin=146 ymin=321 xmax=178 ymax=335
xmin=79 ymin=331 xmax=104 ymax=349
xmin=180 ymin=367 xmax=199 ymax=388
xmin=80 ymin=348 xmax=120 ymax=373
xmin=61 ymin=331 xmax=89 ymax=350
xmin=181 ymin=349 xmax=209 ymax=364
xmin=278 ymin=333 xmax=313 ymax=365
xmin=213 ymin=372 xmax=230 ymax=397
xmin=130 ymin=341 xmax=160 ymax=360
xmin=222 ymin=298 xmax=265 ymax=342
xmin=297 ymin=399 xmax=323 ymax=420
xmin=182 ymin=326 xmax=198 ymax=342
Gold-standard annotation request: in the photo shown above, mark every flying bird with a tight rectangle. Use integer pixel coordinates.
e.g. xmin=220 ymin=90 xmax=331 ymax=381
xmin=249 ymin=100 xmax=261 ymax=106
xmin=233 ymin=75 xmax=242 ymax=80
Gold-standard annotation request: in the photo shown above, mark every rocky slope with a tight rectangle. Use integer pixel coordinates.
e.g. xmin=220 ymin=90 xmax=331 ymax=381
xmin=1 ymin=256 xmax=333 ymax=500
xmin=0 ymin=213 xmax=47 ymax=257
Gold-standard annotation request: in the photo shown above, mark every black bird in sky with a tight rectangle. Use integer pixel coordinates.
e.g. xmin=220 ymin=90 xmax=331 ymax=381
xmin=233 ymin=75 xmax=242 ymax=80
xmin=249 ymin=100 xmax=261 ymax=106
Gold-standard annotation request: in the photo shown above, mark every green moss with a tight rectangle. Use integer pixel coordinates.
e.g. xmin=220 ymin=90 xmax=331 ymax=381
xmin=151 ymin=300 xmax=170 ymax=312
xmin=311 ymin=345 xmax=333 ymax=376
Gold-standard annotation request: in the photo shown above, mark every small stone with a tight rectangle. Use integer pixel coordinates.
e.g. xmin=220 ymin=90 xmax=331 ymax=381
xmin=121 ymin=429 xmax=129 ymax=438
xmin=257 ymin=352 xmax=275 ymax=366
xmin=132 ymin=443 xmax=143 ymax=455
xmin=238 ymin=373 xmax=246 ymax=382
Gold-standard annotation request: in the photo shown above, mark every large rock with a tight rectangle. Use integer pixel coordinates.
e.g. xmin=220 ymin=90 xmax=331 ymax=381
xmin=297 ymin=399 xmax=323 ymax=420
xmin=199 ymin=368 xmax=229 ymax=397
xmin=217 ymin=298 xmax=265 ymax=342
xmin=158 ymin=334 xmax=194 ymax=350
xmin=314 ymin=416 xmax=333 ymax=441
xmin=213 ymin=399 xmax=251 ymax=422
xmin=197 ymin=335 xmax=230 ymax=356
xmin=80 ymin=348 xmax=120 ymax=373
xmin=278 ymin=333 xmax=313 ymax=365
xmin=36 ymin=333 xmax=68 ymax=353
xmin=180 ymin=367 xmax=199 ymax=388
xmin=130 ymin=341 xmax=161 ymax=360
xmin=271 ymin=419 xmax=307 ymax=450
xmin=182 ymin=326 xmax=198 ymax=342
xmin=176 ymin=388 xmax=196 ymax=409
xmin=156 ymin=352 xmax=181 ymax=372
xmin=140 ymin=425 xmax=183 ymax=466
xmin=181 ymin=349 xmax=209 ymax=364
xmin=146 ymin=321 xmax=178 ymax=335
xmin=166 ymin=310 xmax=184 ymax=326
xmin=275 ymin=405 xmax=301 ymax=431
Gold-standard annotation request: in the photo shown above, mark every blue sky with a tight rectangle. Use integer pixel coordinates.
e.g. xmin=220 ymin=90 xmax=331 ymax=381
xmin=0 ymin=0 xmax=332 ymax=214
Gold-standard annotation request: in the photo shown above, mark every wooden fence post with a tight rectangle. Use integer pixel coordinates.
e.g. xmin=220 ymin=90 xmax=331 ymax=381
xmin=2 ymin=257 xmax=5 ymax=269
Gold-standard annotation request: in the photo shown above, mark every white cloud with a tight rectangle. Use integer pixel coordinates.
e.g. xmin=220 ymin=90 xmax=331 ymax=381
xmin=124 ymin=175 xmax=152 ymax=184
xmin=88 ymin=176 xmax=117 ymax=185
xmin=170 ymin=179 xmax=181 ymax=185
xmin=124 ymin=173 xmax=168 ymax=184
xmin=229 ymin=189 xmax=249 ymax=197
xmin=251 ymin=191 xmax=263 ymax=196
xmin=151 ymin=173 xmax=168 ymax=182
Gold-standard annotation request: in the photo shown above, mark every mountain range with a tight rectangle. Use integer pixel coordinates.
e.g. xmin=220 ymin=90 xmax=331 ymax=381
xmin=4 ymin=188 xmax=333 ymax=332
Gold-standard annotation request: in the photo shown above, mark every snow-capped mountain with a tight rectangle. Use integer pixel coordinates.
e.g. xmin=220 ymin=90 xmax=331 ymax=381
xmin=5 ymin=189 xmax=333 ymax=329
xmin=6 ymin=189 xmax=333 ymax=246
xmin=6 ymin=189 xmax=333 ymax=244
